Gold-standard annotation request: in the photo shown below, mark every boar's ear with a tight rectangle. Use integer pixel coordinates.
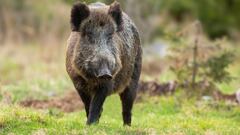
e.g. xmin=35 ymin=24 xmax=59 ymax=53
xmin=71 ymin=2 xmax=90 ymax=31
xmin=108 ymin=1 xmax=123 ymax=31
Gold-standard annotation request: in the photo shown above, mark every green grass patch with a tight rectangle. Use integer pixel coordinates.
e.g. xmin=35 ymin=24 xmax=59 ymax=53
xmin=1 ymin=96 xmax=240 ymax=135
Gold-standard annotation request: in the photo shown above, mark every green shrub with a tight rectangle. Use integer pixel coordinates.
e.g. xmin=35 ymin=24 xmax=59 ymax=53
xmin=205 ymin=51 xmax=235 ymax=83
xmin=160 ymin=0 xmax=240 ymax=39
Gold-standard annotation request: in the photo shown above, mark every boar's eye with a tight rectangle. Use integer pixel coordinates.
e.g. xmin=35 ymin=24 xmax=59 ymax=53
xmin=82 ymin=31 xmax=94 ymax=43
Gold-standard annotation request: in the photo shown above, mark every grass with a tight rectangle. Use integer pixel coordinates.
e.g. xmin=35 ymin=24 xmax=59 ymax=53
xmin=1 ymin=44 xmax=240 ymax=135
xmin=1 ymin=96 xmax=240 ymax=135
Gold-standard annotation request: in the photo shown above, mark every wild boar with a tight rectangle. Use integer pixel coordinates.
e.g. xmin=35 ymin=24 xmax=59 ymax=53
xmin=66 ymin=1 xmax=142 ymax=126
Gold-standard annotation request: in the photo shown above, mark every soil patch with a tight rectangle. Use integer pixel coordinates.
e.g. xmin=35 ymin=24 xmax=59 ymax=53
xmin=138 ymin=81 xmax=238 ymax=103
xmin=20 ymin=91 xmax=83 ymax=112
xmin=137 ymin=81 xmax=177 ymax=96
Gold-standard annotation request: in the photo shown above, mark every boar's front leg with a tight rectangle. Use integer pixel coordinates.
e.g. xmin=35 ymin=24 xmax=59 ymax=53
xmin=120 ymin=46 xmax=142 ymax=126
xmin=87 ymin=82 xmax=110 ymax=125
xmin=72 ymin=77 xmax=91 ymax=118
xmin=78 ymin=91 xmax=91 ymax=117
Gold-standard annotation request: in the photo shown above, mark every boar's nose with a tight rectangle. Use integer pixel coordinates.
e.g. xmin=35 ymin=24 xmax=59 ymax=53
xmin=97 ymin=69 xmax=113 ymax=80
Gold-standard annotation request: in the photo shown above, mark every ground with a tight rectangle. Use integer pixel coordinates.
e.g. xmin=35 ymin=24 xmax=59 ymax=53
xmin=0 ymin=44 xmax=240 ymax=135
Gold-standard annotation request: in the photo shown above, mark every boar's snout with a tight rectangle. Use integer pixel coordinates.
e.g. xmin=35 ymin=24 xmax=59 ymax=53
xmin=81 ymin=49 xmax=117 ymax=80
xmin=91 ymin=53 xmax=116 ymax=80
xmin=97 ymin=68 xmax=113 ymax=80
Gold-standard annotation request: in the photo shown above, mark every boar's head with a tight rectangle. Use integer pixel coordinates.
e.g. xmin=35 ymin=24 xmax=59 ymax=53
xmin=71 ymin=2 xmax=123 ymax=81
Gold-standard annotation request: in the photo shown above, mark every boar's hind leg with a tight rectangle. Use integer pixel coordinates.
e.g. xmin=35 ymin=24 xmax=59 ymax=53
xmin=87 ymin=83 xmax=109 ymax=125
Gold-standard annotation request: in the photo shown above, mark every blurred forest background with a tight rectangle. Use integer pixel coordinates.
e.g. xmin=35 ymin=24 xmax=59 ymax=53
xmin=1 ymin=0 xmax=240 ymax=95
xmin=1 ymin=0 xmax=240 ymax=134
